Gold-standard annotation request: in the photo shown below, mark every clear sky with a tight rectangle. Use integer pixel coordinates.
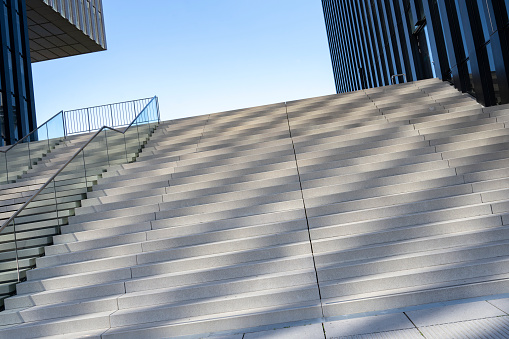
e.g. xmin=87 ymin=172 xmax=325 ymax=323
xmin=31 ymin=0 xmax=336 ymax=125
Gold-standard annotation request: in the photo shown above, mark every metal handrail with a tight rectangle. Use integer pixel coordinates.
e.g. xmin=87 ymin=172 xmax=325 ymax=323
xmin=0 ymin=95 xmax=159 ymax=234
xmin=125 ymin=98 xmax=158 ymax=131
xmin=0 ymin=110 xmax=64 ymax=153
xmin=0 ymin=97 xmax=156 ymax=185
xmin=0 ymin=111 xmax=65 ymax=183
xmin=0 ymin=97 xmax=156 ymax=152
xmin=391 ymin=73 xmax=407 ymax=85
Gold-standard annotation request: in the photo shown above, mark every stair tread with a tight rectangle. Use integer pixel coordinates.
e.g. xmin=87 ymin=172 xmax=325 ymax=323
xmin=323 ymin=274 xmax=509 ymax=306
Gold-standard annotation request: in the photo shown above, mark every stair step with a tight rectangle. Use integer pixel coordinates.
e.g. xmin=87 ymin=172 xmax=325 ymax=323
xmin=322 ymin=275 xmax=509 ymax=318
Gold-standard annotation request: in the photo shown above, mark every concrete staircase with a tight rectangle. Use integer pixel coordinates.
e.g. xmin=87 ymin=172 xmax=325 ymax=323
xmin=0 ymin=78 xmax=508 ymax=338
xmin=0 ymin=128 xmax=154 ymax=309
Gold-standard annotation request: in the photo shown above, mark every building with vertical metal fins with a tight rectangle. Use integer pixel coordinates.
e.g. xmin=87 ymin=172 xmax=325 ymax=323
xmin=0 ymin=0 xmax=106 ymax=145
xmin=321 ymin=0 xmax=509 ymax=107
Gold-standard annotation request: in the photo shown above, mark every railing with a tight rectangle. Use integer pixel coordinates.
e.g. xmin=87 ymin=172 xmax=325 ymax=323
xmin=0 ymin=111 xmax=65 ymax=184
xmin=63 ymin=98 xmax=155 ymax=135
xmin=0 ymin=97 xmax=158 ymax=185
xmin=391 ymin=73 xmax=407 ymax=85
xmin=0 ymin=96 xmax=159 ymax=284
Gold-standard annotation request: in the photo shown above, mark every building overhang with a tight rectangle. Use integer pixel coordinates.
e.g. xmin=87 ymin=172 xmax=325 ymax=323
xmin=26 ymin=0 xmax=106 ymax=62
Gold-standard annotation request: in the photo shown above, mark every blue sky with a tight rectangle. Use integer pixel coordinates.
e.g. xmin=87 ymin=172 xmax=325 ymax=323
xmin=31 ymin=0 xmax=335 ymax=124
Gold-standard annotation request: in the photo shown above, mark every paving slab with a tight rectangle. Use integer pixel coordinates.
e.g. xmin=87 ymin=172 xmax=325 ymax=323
xmin=244 ymin=322 xmax=324 ymax=339
xmin=326 ymin=328 xmax=422 ymax=339
xmin=487 ymin=298 xmax=509 ymax=314
xmin=405 ymin=300 xmax=505 ymax=327
xmin=36 ymin=327 xmax=108 ymax=339
xmin=419 ymin=316 xmax=509 ymax=339
xmin=205 ymin=334 xmax=244 ymax=339
xmin=324 ymin=313 xmax=414 ymax=337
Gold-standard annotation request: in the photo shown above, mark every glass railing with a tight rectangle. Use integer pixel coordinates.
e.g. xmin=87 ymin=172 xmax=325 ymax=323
xmin=0 ymin=97 xmax=157 ymax=185
xmin=0 ymin=111 xmax=66 ymax=184
xmin=0 ymin=96 xmax=159 ymax=304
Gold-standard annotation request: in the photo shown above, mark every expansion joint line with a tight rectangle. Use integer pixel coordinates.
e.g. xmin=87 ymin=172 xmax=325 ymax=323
xmin=170 ymin=114 xmax=210 ymax=192
xmin=175 ymin=113 xmax=210 ymax=174
xmin=196 ymin=114 xmax=211 ymax=150
xmin=284 ymin=102 xmax=325 ymax=319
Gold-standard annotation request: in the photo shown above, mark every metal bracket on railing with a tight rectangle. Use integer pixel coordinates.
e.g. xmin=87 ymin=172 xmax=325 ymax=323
xmin=391 ymin=74 xmax=407 ymax=85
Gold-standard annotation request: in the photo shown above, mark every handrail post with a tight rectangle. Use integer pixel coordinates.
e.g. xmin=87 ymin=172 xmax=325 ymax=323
xmin=123 ymin=133 xmax=129 ymax=164
xmin=104 ymin=129 xmax=110 ymax=167
xmin=82 ymin=150 xmax=88 ymax=189
xmin=53 ymin=179 xmax=61 ymax=235
xmin=110 ymin=104 xmax=114 ymax=128
xmin=155 ymin=96 xmax=160 ymax=123
xmin=133 ymin=102 xmax=141 ymax=151
xmin=87 ymin=108 xmax=91 ymax=133
xmin=62 ymin=111 xmax=67 ymax=139
xmin=12 ymin=219 xmax=20 ymax=282
xmin=27 ymin=138 xmax=31 ymax=170
xmin=5 ymin=152 xmax=9 ymax=183
xmin=46 ymin=124 xmax=50 ymax=154
xmin=144 ymin=100 xmax=151 ymax=132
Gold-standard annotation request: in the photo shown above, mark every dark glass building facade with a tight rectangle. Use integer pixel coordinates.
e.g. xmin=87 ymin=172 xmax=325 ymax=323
xmin=0 ymin=0 xmax=36 ymax=145
xmin=0 ymin=0 xmax=106 ymax=145
xmin=322 ymin=0 xmax=509 ymax=107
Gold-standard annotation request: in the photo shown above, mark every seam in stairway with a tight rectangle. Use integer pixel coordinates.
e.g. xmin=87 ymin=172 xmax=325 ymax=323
xmin=99 ymin=327 xmax=110 ymax=338
xmin=163 ymin=115 xmax=211 ymax=202
xmin=403 ymin=312 xmax=424 ymax=337
xmin=402 ymin=95 xmax=500 ymax=216
xmin=487 ymin=300 xmax=509 ymax=316
xmin=283 ymin=102 xmax=325 ymax=319
xmin=195 ymin=114 xmax=211 ymax=153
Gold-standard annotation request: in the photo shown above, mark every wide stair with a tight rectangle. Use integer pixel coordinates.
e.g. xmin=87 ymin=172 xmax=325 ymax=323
xmin=0 ymin=78 xmax=508 ymax=338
